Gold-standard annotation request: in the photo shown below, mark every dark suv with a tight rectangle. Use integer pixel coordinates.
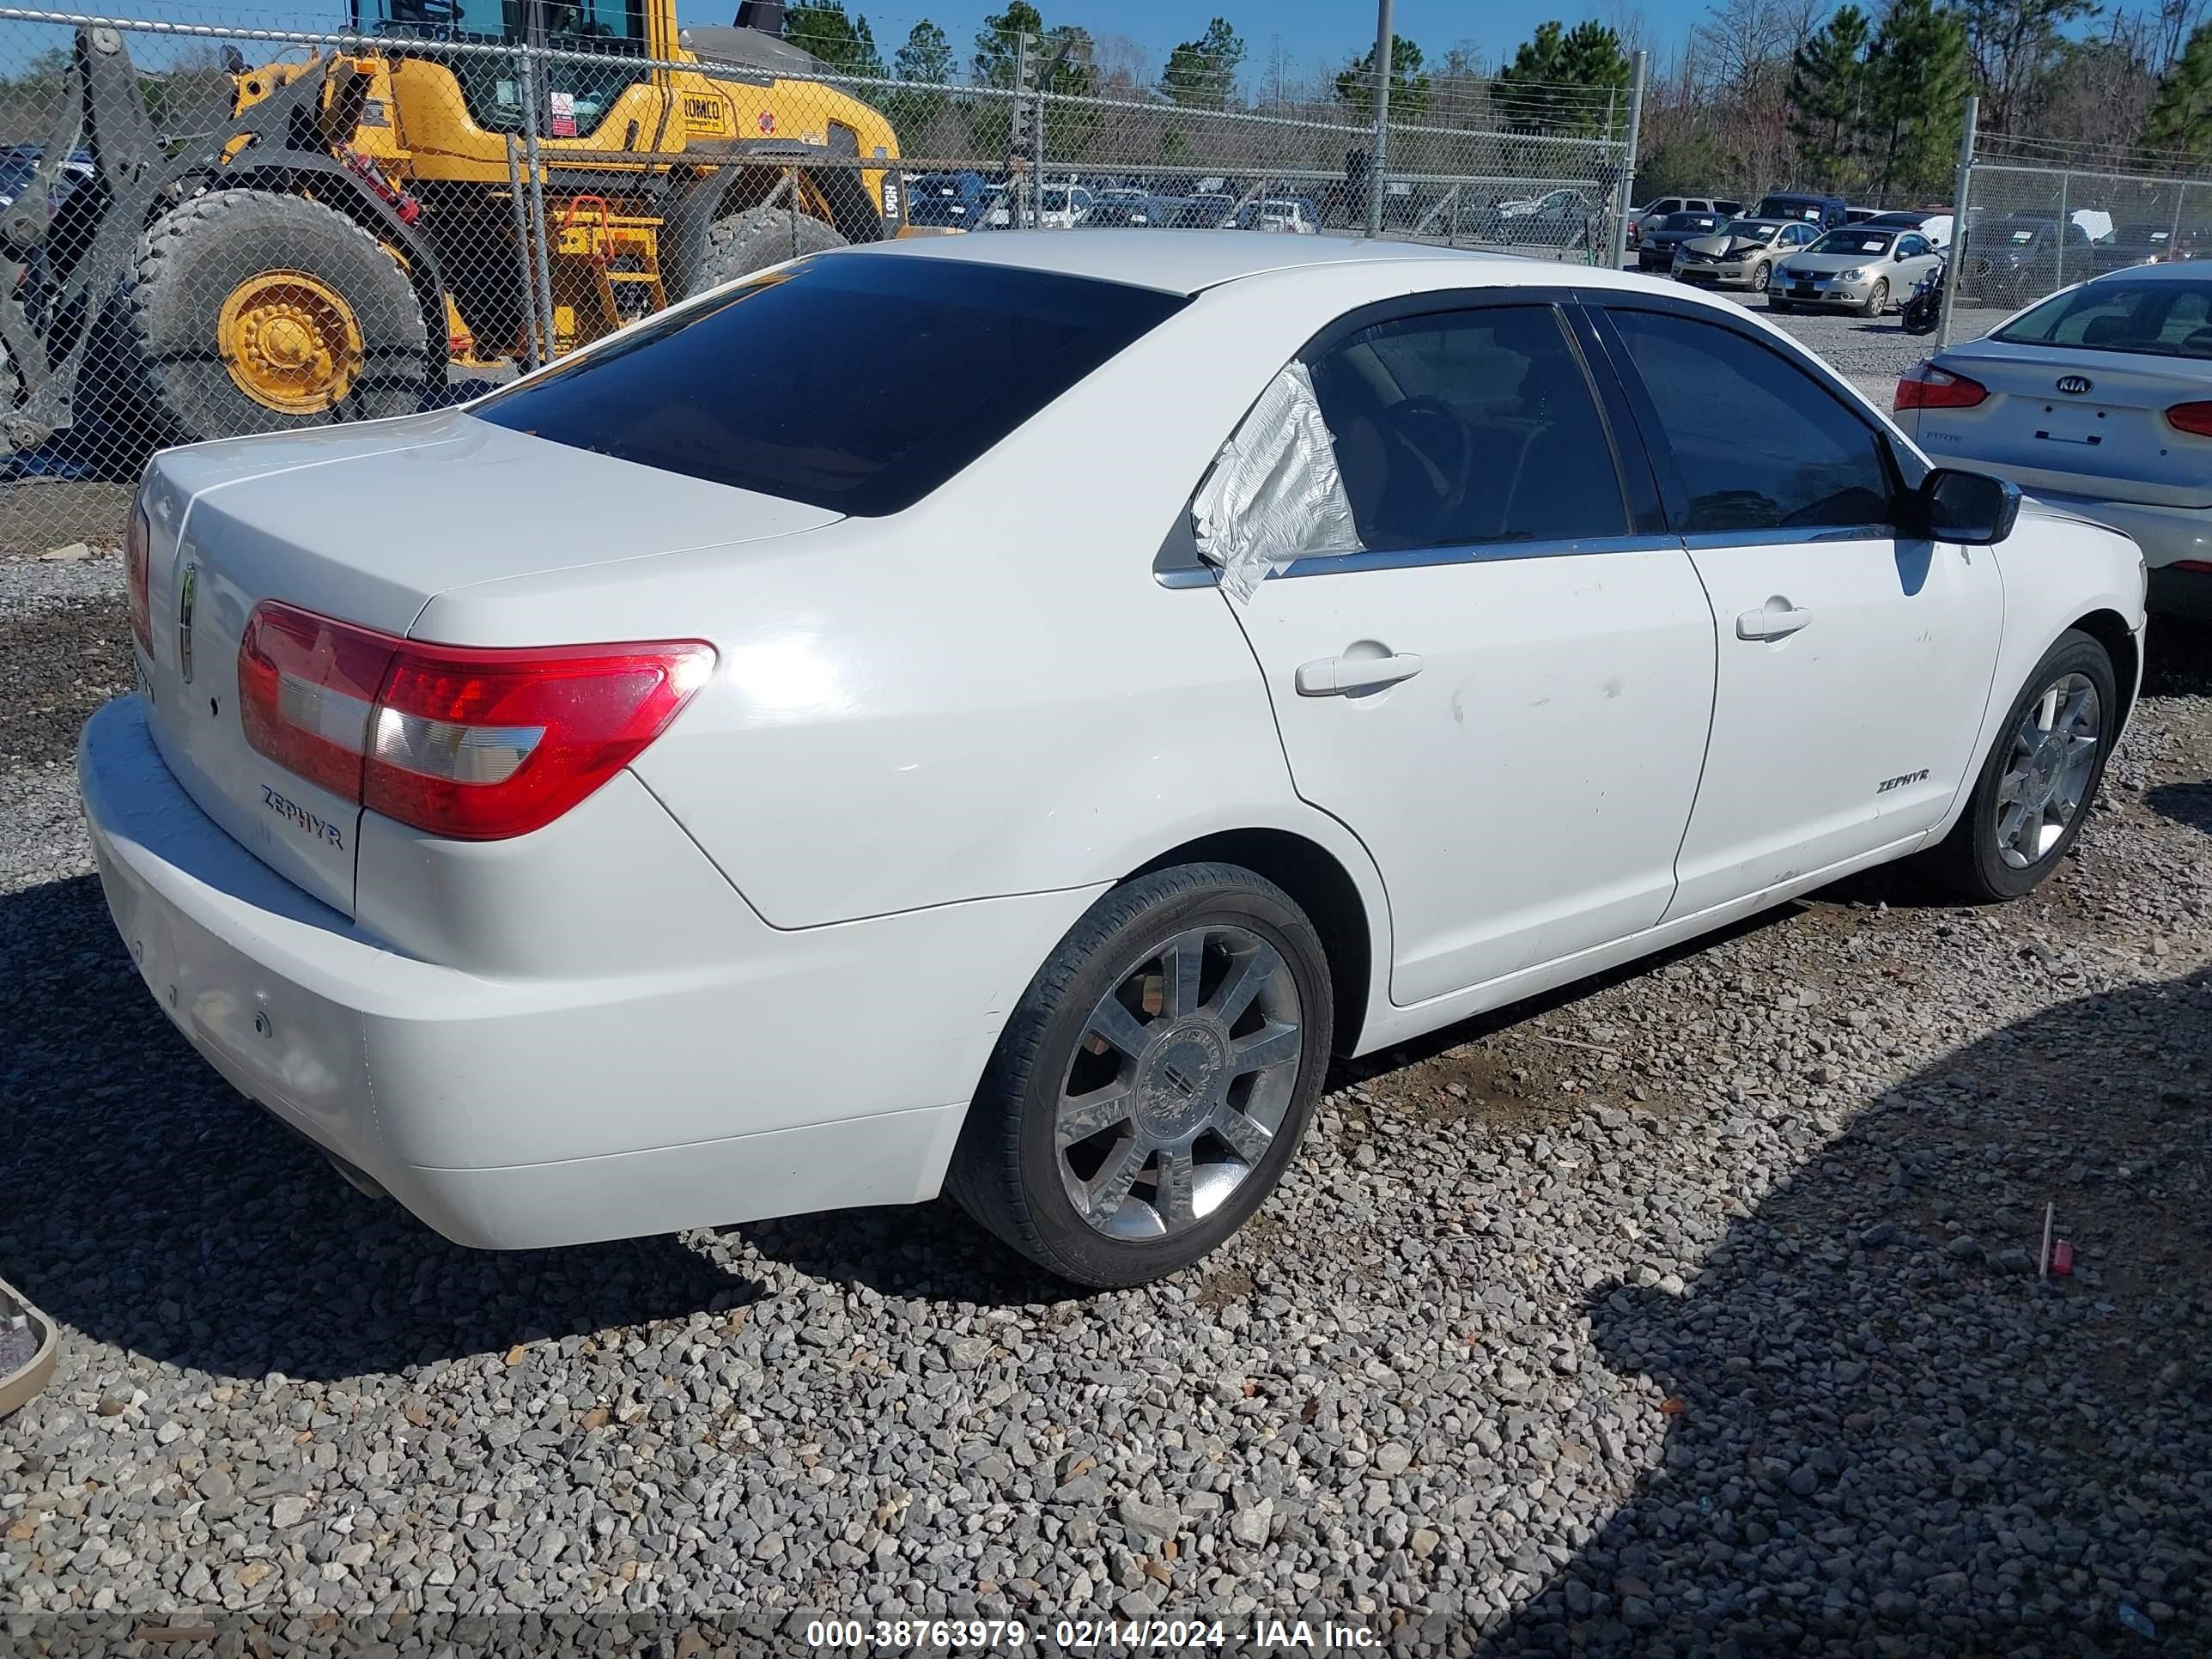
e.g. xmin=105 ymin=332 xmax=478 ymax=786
xmin=1966 ymin=217 xmax=2098 ymax=307
xmin=1751 ymin=191 xmax=1851 ymax=232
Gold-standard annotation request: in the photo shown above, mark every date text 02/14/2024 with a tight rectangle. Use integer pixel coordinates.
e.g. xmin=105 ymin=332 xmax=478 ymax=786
xmin=803 ymin=1618 xmax=1384 ymax=1649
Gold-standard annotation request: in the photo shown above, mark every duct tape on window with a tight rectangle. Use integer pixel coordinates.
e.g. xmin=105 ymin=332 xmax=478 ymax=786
xmin=1192 ymin=361 xmax=1360 ymax=603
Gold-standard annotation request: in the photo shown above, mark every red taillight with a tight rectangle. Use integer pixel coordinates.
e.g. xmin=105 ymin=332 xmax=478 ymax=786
xmin=238 ymin=602 xmax=397 ymax=801
xmin=1895 ymin=362 xmax=1990 ymax=411
xmin=237 ymin=601 xmax=713 ymax=841
xmin=2166 ymin=401 xmax=2212 ymax=437
xmin=125 ymin=503 xmax=152 ymax=655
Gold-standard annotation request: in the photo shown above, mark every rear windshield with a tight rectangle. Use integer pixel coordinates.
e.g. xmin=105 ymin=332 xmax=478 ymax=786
xmin=1662 ymin=212 xmax=1720 ymax=230
xmin=473 ymin=256 xmax=1186 ymax=514
xmin=1994 ymin=278 xmax=2212 ymax=358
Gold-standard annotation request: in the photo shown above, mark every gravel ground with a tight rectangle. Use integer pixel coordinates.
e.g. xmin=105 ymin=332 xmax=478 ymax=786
xmin=3 ymin=462 xmax=2210 ymax=1654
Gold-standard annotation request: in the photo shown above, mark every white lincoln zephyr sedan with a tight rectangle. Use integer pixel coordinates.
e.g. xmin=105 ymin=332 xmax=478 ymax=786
xmin=82 ymin=234 xmax=2145 ymax=1287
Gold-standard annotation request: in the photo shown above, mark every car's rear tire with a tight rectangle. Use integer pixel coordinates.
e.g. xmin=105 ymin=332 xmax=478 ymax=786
xmin=1923 ymin=629 xmax=2117 ymax=902
xmin=946 ymin=863 xmax=1333 ymax=1288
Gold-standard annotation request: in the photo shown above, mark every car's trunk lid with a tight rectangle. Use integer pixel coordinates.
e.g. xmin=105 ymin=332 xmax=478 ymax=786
xmin=1925 ymin=339 xmax=2212 ymax=507
xmin=137 ymin=410 xmax=842 ymax=916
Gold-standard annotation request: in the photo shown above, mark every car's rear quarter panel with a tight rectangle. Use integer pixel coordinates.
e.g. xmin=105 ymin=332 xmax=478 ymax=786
xmin=413 ymin=264 xmax=1424 ymax=939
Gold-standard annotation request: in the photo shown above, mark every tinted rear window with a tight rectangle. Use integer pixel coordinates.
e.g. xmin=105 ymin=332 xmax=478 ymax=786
xmin=473 ymin=256 xmax=1186 ymax=514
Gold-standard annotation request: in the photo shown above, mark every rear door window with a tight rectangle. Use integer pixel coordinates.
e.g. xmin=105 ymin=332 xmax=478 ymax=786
xmin=474 ymin=255 xmax=1186 ymax=514
xmin=1306 ymin=304 xmax=1629 ymax=551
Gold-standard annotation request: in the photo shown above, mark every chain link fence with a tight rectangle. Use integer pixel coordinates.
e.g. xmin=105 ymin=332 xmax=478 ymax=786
xmin=0 ymin=4 xmax=1634 ymax=558
xmin=1943 ymin=132 xmax=2212 ymax=346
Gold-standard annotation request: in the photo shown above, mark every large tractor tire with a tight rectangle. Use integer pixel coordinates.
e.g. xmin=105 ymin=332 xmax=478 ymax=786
xmin=124 ymin=190 xmax=430 ymax=443
xmin=687 ymin=205 xmax=847 ymax=296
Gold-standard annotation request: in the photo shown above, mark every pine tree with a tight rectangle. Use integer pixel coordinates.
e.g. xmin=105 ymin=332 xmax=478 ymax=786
xmin=892 ymin=19 xmax=952 ymax=83
xmin=1334 ymin=35 xmax=1430 ymax=120
xmin=1162 ymin=17 xmax=1245 ymax=110
xmin=2144 ymin=21 xmax=2212 ymax=158
xmin=1787 ymin=6 xmax=1872 ymax=186
xmin=1495 ymin=20 xmax=1630 ymax=136
xmin=782 ymin=0 xmax=884 ymax=78
xmin=1864 ymin=0 xmax=1970 ymax=198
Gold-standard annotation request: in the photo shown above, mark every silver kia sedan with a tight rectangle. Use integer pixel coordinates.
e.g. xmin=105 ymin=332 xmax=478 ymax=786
xmin=1770 ymin=225 xmax=1943 ymax=315
xmin=1894 ymin=264 xmax=2211 ymax=617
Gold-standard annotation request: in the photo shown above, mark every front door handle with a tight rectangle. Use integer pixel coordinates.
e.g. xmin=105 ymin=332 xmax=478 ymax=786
xmin=1736 ymin=601 xmax=1811 ymax=641
xmin=1296 ymin=652 xmax=1425 ymax=696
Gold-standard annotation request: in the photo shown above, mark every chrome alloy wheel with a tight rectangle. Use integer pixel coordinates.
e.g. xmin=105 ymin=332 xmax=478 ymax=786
xmin=1995 ymin=672 xmax=2102 ymax=869
xmin=1056 ymin=925 xmax=1303 ymax=1240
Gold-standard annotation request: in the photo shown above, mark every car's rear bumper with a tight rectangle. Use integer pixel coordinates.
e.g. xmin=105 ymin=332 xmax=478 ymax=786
xmin=1920 ymin=475 xmax=2210 ymax=594
xmin=79 ymin=695 xmax=1094 ymax=1249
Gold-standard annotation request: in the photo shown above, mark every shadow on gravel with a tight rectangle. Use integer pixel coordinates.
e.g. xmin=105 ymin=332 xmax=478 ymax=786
xmin=2145 ymin=781 xmax=2212 ymax=837
xmin=1482 ymin=967 xmax=2212 ymax=1657
xmin=0 ymin=874 xmax=754 ymax=1382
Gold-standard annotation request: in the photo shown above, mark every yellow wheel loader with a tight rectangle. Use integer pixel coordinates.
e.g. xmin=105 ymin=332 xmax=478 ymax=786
xmin=0 ymin=0 xmax=903 ymax=452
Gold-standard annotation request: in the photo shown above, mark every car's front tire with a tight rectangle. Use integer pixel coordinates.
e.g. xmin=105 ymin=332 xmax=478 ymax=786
xmin=1860 ymin=276 xmax=1890 ymax=316
xmin=1925 ymin=629 xmax=2117 ymax=901
xmin=947 ymin=864 xmax=1333 ymax=1287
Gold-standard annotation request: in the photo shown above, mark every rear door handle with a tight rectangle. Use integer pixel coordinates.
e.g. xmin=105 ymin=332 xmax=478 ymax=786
xmin=1736 ymin=603 xmax=1811 ymax=641
xmin=1295 ymin=652 xmax=1425 ymax=696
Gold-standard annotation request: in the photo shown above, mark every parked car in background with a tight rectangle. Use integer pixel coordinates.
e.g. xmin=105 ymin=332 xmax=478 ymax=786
xmin=1845 ymin=207 xmax=1882 ymax=224
xmin=1495 ymin=187 xmax=1606 ymax=250
xmin=1966 ymin=216 xmax=2100 ymax=307
xmin=1157 ymin=192 xmax=1236 ymax=229
xmin=1237 ymin=198 xmax=1319 ymax=234
xmin=0 ymin=144 xmax=94 ymax=216
xmin=2092 ymin=222 xmax=2198 ymax=273
xmin=1897 ymin=263 xmax=2210 ymax=617
xmin=1038 ymin=184 xmax=1096 ymax=230
xmin=1637 ymin=210 xmax=1728 ymax=272
xmin=1771 ymin=224 xmax=1942 ymax=314
xmin=1752 ymin=191 xmax=1852 ymax=230
xmin=1861 ymin=209 xmax=1953 ymax=248
xmin=82 ymin=232 xmax=2144 ymax=1286
xmin=1631 ymin=195 xmax=1746 ymax=240
xmin=1085 ymin=199 xmax=1155 ymax=228
xmin=904 ymin=170 xmax=994 ymax=230
xmin=1670 ymin=216 xmax=1819 ymax=290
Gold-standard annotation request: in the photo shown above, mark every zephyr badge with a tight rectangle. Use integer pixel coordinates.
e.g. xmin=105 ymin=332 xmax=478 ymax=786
xmin=2055 ymin=374 xmax=2094 ymax=395
xmin=176 ymin=562 xmax=197 ymax=684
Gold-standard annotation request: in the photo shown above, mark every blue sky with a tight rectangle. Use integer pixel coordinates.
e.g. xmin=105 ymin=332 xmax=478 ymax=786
xmin=820 ymin=0 xmax=1670 ymax=85
xmin=32 ymin=0 xmax=1676 ymax=81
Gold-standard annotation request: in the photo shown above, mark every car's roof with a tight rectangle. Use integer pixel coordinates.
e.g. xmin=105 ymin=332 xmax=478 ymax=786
xmin=2085 ymin=259 xmax=2211 ymax=283
xmin=849 ymin=228 xmax=1529 ymax=295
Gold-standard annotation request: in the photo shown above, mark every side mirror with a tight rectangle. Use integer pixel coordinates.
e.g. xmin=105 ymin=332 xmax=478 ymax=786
xmin=1921 ymin=467 xmax=2021 ymax=545
xmin=1894 ymin=246 xmax=1911 ymax=260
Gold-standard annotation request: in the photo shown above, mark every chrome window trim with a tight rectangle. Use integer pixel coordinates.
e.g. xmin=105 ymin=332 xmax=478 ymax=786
xmin=1269 ymin=532 xmax=1684 ymax=580
xmin=1676 ymin=523 xmax=1900 ymax=552
xmin=1154 ymin=562 xmax=1220 ymax=589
